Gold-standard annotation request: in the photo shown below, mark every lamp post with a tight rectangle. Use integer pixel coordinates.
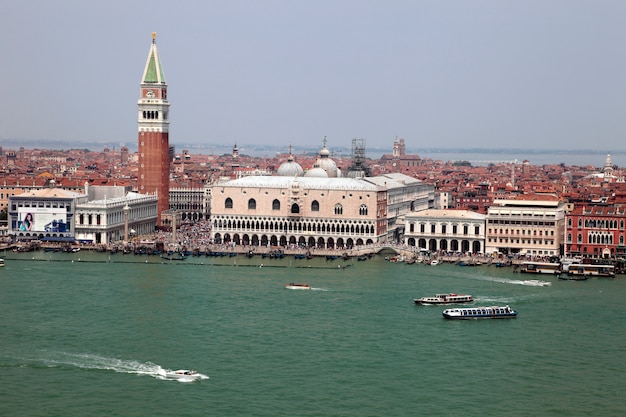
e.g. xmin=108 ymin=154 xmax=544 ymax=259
xmin=123 ymin=204 xmax=130 ymax=243
xmin=172 ymin=206 xmax=177 ymax=248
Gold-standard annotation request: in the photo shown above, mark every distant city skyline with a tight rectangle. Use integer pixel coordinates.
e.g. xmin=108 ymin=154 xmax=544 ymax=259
xmin=2 ymin=1 xmax=625 ymax=153
xmin=2 ymin=137 xmax=620 ymax=168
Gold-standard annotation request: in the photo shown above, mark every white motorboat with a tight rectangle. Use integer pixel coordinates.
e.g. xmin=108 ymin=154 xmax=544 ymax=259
xmin=285 ymin=283 xmax=311 ymax=290
xmin=522 ymin=279 xmax=551 ymax=287
xmin=158 ymin=369 xmax=208 ymax=382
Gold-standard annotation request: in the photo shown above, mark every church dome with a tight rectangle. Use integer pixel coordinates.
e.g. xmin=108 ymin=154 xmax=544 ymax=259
xmin=313 ymin=143 xmax=339 ymax=178
xmin=277 ymin=158 xmax=304 ymax=177
xmin=304 ymin=167 xmax=329 ymax=178
xmin=276 ymin=145 xmax=304 ymax=177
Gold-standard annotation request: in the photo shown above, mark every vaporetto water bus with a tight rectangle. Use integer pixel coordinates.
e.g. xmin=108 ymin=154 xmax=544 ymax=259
xmin=519 ymin=261 xmax=562 ymax=275
xmin=442 ymin=305 xmax=518 ymax=320
xmin=414 ymin=293 xmax=473 ymax=305
xmin=567 ymin=264 xmax=615 ymax=278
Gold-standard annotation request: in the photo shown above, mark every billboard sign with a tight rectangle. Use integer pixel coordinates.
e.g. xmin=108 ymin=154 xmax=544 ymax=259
xmin=17 ymin=207 xmax=70 ymax=233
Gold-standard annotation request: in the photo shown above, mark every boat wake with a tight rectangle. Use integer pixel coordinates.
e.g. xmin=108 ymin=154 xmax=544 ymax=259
xmin=512 ymin=279 xmax=551 ymax=287
xmin=475 ymin=293 xmax=544 ymax=304
xmin=23 ymin=351 xmax=208 ymax=382
xmin=469 ymin=275 xmax=551 ymax=287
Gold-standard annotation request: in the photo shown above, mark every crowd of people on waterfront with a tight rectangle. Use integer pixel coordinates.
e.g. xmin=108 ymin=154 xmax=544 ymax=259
xmin=124 ymin=220 xmax=557 ymax=264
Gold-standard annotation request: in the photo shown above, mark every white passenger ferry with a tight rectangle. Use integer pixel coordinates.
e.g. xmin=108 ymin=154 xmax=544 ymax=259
xmin=414 ymin=293 xmax=473 ymax=305
xmin=519 ymin=261 xmax=562 ymax=275
xmin=442 ymin=305 xmax=518 ymax=320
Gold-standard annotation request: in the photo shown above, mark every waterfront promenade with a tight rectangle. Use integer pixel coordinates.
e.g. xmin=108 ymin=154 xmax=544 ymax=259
xmin=0 ymin=239 xmax=518 ymax=267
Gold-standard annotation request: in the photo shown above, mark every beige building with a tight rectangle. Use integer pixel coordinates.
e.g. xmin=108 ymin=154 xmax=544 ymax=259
xmin=75 ymin=185 xmax=158 ymax=244
xmin=210 ymin=176 xmax=388 ymax=248
xmin=168 ymin=186 xmax=209 ymax=223
xmin=209 ymin=142 xmax=434 ymax=249
xmin=404 ymin=209 xmax=486 ymax=254
xmin=365 ymin=173 xmax=434 ymax=242
xmin=485 ymin=199 xmax=565 ymax=256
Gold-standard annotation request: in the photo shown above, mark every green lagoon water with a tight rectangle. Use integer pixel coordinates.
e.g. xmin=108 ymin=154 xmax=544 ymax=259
xmin=1 ymin=250 xmax=624 ymax=416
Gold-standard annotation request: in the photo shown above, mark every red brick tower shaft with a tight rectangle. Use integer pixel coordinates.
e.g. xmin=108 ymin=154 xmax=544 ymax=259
xmin=138 ymin=32 xmax=170 ymax=225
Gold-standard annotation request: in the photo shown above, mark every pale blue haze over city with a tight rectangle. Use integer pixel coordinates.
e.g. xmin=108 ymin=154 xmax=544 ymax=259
xmin=2 ymin=0 xmax=625 ymax=157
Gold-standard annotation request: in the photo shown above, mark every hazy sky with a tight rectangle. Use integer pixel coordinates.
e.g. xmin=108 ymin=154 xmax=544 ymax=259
xmin=2 ymin=0 xmax=625 ymax=153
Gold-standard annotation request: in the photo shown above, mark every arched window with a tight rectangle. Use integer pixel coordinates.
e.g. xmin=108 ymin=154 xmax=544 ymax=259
xmin=291 ymin=203 xmax=300 ymax=214
xmin=248 ymin=198 xmax=256 ymax=210
xmin=225 ymin=198 xmax=233 ymax=209
xmin=311 ymin=200 xmax=320 ymax=212
xmin=359 ymin=204 xmax=368 ymax=215
xmin=334 ymin=204 xmax=343 ymax=215
xmin=272 ymin=199 xmax=280 ymax=210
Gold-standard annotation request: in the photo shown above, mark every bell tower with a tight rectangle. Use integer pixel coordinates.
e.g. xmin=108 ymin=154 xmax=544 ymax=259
xmin=138 ymin=32 xmax=170 ymax=225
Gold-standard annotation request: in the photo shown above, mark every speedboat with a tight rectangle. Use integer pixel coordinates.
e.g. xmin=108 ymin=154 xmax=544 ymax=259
xmin=0 ymin=258 xmax=4 ymax=267
xmin=285 ymin=283 xmax=311 ymax=290
xmin=159 ymin=369 xmax=208 ymax=381
xmin=522 ymin=279 xmax=551 ymax=287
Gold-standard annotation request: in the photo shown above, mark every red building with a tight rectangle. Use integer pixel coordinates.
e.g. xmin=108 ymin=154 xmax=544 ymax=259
xmin=138 ymin=32 xmax=170 ymax=225
xmin=566 ymin=205 xmax=626 ymax=259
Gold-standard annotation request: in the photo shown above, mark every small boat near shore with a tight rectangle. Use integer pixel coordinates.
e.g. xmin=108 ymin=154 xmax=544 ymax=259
xmin=0 ymin=258 xmax=4 ymax=267
xmin=558 ymin=275 xmax=590 ymax=281
xmin=443 ymin=305 xmax=518 ymax=320
xmin=284 ymin=283 xmax=311 ymax=290
xmin=414 ymin=293 xmax=473 ymax=305
xmin=160 ymin=253 xmax=186 ymax=261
